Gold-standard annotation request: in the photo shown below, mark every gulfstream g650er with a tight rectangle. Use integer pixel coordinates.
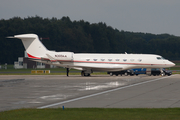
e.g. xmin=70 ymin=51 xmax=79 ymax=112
xmin=8 ymin=34 xmax=175 ymax=76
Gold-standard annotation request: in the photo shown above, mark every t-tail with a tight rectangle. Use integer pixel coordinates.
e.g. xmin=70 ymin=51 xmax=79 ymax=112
xmin=8 ymin=34 xmax=48 ymax=59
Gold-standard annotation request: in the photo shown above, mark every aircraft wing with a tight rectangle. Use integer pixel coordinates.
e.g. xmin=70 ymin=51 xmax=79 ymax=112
xmin=72 ymin=64 xmax=123 ymax=71
xmin=46 ymin=54 xmax=57 ymax=62
xmin=40 ymin=54 xmax=57 ymax=62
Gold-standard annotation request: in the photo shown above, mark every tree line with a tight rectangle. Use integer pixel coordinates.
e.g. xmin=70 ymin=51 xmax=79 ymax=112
xmin=0 ymin=16 xmax=180 ymax=64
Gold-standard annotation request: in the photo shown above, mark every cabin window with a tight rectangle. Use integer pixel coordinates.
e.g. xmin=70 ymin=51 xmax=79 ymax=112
xmin=93 ymin=59 xmax=97 ymax=61
xmin=116 ymin=59 xmax=120 ymax=61
xmin=108 ymin=59 xmax=112 ymax=61
xmin=86 ymin=59 xmax=90 ymax=61
xmin=138 ymin=59 xmax=142 ymax=62
xmin=101 ymin=58 xmax=105 ymax=61
xmin=123 ymin=59 xmax=127 ymax=62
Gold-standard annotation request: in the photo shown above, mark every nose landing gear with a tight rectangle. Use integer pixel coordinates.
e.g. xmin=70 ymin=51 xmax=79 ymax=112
xmin=160 ymin=68 xmax=165 ymax=76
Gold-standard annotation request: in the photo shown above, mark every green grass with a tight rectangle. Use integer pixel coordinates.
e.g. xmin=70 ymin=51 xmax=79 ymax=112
xmin=0 ymin=67 xmax=78 ymax=72
xmin=168 ymin=67 xmax=180 ymax=70
xmin=0 ymin=65 xmax=107 ymax=75
xmin=0 ymin=72 xmax=107 ymax=76
xmin=0 ymin=64 xmax=180 ymax=75
xmin=174 ymin=62 xmax=180 ymax=65
xmin=172 ymin=72 xmax=180 ymax=74
xmin=0 ymin=108 xmax=180 ymax=120
xmin=0 ymin=65 xmax=108 ymax=75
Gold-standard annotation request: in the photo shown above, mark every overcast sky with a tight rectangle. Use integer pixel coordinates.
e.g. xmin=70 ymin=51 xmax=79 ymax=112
xmin=1 ymin=0 xmax=180 ymax=36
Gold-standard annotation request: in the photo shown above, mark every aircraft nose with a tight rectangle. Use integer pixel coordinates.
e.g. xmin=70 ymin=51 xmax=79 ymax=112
xmin=169 ymin=61 xmax=175 ymax=67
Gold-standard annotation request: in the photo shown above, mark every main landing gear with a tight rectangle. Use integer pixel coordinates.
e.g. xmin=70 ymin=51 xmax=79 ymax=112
xmin=81 ymin=71 xmax=91 ymax=76
xmin=66 ymin=68 xmax=91 ymax=77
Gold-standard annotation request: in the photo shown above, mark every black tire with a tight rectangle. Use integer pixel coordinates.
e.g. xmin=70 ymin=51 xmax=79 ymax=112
xmin=124 ymin=72 xmax=128 ymax=76
xmin=84 ymin=73 xmax=90 ymax=76
xmin=161 ymin=72 xmax=165 ymax=76
xmin=110 ymin=73 xmax=113 ymax=76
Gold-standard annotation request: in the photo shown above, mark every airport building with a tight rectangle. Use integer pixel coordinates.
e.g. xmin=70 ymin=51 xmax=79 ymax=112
xmin=14 ymin=51 xmax=56 ymax=69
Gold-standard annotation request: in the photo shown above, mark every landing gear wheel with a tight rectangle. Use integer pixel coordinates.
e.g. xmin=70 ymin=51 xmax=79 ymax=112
xmin=124 ymin=72 xmax=128 ymax=76
xmin=161 ymin=72 xmax=165 ymax=76
xmin=81 ymin=71 xmax=91 ymax=76
xmin=84 ymin=73 xmax=90 ymax=76
xmin=110 ymin=73 xmax=113 ymax=76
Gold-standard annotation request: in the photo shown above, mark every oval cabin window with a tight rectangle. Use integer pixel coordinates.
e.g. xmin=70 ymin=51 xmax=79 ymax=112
xmin=108 ymin=59 xmax=112 ymax=61
xmin=93 ymin=59 xmax=97 ymax=61
xmin=138 ymin=59 xmax=142 ymax=62
xmin=116 ymin=59 xmax=120 ymax=61
xmin=101 ymin=59 xmax=105 ymax=61
xmin=86 ymin=59 xmax=90 ymax=61
xmin=123 ymin=59 xmax=127 ymax=62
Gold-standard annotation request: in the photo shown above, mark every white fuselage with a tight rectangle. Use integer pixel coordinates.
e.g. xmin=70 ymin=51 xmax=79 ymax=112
xmin=38 ymin=52 xmax=175 ymax=72
xmin=10 ymin=33 xmax=175 ymax=74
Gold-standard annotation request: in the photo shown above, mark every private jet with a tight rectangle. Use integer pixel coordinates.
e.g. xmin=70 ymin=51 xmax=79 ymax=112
xmin=8 ymin=34 xmax=175 ymax=76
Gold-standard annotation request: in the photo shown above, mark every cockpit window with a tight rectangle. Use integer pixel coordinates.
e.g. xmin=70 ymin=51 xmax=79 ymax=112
xmin=157 ymin=57 xmax=162 ymax=60
xmin=157 ymin=57 xmax=166 ymax=60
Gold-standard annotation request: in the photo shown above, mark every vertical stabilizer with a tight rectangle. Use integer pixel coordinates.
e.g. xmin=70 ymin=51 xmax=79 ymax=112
xmin=13 ymin=34 xmax=48 ymax=59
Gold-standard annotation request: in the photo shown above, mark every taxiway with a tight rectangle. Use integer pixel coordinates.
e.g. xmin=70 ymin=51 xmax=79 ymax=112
xmin=0 ymin=74 xmax=179 ymax=111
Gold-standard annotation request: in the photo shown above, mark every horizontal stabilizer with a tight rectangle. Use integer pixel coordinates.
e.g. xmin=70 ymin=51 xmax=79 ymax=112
xmin=6 ymin=36 xmax=15 ymax=38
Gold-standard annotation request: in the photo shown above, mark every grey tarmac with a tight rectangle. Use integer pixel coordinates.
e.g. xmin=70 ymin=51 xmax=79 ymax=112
xmin=0 ymin=74 xmax=179 ymax=111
